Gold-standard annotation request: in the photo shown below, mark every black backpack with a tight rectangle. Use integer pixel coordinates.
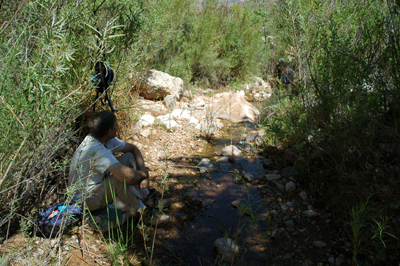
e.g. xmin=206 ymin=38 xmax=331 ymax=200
xmin=92 ymin=61 xmax=117 ymax=113
xmin=34 ymin=201 xmax=82 ymax=238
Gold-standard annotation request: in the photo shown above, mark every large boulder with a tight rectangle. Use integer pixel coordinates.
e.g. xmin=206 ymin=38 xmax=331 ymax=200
xmin=211 ymin=91 xmax=260 ymax=122
xmin=137 ymin=70 xmax=183 ymax=100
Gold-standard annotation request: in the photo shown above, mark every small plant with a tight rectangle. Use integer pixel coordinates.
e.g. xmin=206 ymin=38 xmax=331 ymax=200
xmin=349 ymin=196 xmax=398 ymax=265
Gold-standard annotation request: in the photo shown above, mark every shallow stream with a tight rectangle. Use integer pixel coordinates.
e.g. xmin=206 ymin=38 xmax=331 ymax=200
xmin=166 ymin=122 xmax=269 ymax=266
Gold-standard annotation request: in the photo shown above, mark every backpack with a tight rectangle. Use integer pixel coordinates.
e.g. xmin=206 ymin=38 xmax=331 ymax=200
xmin=92 ymin=61 xmax=117 ymax=113
xmin=282 ymin=67 xmax=294 ymax=85
xmin=34 ymin=201 xmax=82 ymax=238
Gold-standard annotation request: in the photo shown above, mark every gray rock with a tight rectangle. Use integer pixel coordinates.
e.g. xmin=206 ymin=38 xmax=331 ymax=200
xmin=217 ymin=156 xmax=229 ymax=163
xmin=303 ymin=210 xmax=318 ymax=218
xmin=164 ymin=94 xmax=177 ymax=109
xmin=244 ymin=173 xmax=255 ymax=182
xmin=299 ymin=191 xmax=308 ymax=201
xmin=213 ymin=238 xmax=239 ymax=261
xmin=312 ymin=241 xmax=327 ymax=248
xmin=266 ymin=173 xmax=281 ymax=181
xmin=198 ymin=158 xmax=213 ymax=169
xmin=231 ymin=199 xmax=242 ymax=208
xmin=285 ymin=181 xmax=296 ymax=192
xmin=221 ymin=145 xmax=241 ymax=157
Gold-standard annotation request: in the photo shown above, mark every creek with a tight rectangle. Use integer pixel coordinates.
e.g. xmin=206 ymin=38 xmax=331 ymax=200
xmin=166 ymin=121 xmax=269 ymax=266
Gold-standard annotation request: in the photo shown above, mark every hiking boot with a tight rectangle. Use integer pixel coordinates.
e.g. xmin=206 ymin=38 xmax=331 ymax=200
xmin=151 ymin=214 xmax=171 ymax=227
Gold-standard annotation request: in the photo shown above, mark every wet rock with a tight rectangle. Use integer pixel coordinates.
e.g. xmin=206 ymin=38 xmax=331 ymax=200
xmin=266 ymin=173 xmax=281 ymax=181
xmin=245 ymin=130 xmax=265 ymax=146
xmin=286 ymin=181 xmax=296 ymax=193
xmin=198 ymin=158 xmax=213 ymax=170
xmin=217 ymin=156 xmax=229 ymax=163
xmin=281 ymin=167 xmax=297 ymax=178
xmin=231 ymin=199 xmax=242 ymax=208
xmin=312 ymin=241 xmax=327 ymax=248
xmin=221 ymin=145 xmax=241 ymax=157
xmin=213 ymin=238 xmax=239 ymax=261
xmin=243 ymin=173 xmax=255 ymax=182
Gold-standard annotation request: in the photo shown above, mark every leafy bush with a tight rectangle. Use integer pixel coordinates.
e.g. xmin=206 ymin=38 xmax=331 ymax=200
xmin=259 ymin=0 xmax=400 ymax=263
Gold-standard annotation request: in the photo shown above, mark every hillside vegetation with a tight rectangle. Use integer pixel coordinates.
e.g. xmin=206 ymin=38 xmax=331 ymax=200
xmin=1 ymin=0 xmax=400 ymax=265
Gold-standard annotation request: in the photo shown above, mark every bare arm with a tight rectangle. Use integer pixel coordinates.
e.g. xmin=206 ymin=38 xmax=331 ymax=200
xmin=106 ymin=142 xmax=149 ymax=185
xmin=107 ymin=163 xmax=147 ymax=185
xmin=121 ymin=143 xmax=148 ymax=175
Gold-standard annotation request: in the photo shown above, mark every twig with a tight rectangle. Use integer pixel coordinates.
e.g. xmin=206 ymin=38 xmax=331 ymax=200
xmin=173 ymin=164 xmax=199 ymax=169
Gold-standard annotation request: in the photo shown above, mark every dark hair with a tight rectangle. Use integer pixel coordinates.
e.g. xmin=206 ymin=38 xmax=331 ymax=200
xmin=88 ymin=111 xmax=116 ymax=138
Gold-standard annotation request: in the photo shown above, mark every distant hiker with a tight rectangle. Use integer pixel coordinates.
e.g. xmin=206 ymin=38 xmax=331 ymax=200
xmin=68 ymin=111 xmax=170 ymax=226
xmin=274 ymin=58 xmax=295 ymax=87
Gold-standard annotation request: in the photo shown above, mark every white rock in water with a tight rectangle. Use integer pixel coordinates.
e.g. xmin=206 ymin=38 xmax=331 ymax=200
xmin=213 ymin=238 xmax=239 ymax=261
xmin=221 ymin=145 xmax=241 ymax=157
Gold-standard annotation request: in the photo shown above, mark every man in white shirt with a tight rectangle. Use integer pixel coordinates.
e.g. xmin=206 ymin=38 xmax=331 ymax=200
xmin=68 ymin=111 xmax=150 ymax=215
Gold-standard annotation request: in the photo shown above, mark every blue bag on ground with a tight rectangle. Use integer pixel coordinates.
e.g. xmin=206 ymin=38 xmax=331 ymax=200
xmin=34 ymin=201 xmax=82 ymax=238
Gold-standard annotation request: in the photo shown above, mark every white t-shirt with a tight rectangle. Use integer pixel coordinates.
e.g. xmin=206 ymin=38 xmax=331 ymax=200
xmin=68 ymin=134 xmax=125 ymax=200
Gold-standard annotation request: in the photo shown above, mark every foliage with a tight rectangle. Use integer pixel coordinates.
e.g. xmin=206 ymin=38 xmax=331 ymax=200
xmin=259 ymin=0 xmax=400 ymax=264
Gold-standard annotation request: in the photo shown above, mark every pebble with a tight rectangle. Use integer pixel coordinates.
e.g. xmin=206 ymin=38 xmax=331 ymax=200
xmin=217 ymin=156 xmax=229 ymax=163
xmin=266 ymin=174 xmax=281 ymax=181
xmin=286 ymin=181 xmax=296 ymax=192
xmin=299 ymin=191 xmax=308 ymax=200
xmin=312 ymin=240 xmax=327 ymax=248
xmin=244 ymin=173 xmax=255 ymax=182
xmin=231 ymin=199 xmax=242 ymax=208
xmin=303 ymin=210 xmax=318 ymax=218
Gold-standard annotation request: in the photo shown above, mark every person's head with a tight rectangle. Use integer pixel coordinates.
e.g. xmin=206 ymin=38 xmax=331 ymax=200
xmin=88 ymin=111 xmax=117 ymax=139
xmin=278 ymin=58 xmax=287 ymax=67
